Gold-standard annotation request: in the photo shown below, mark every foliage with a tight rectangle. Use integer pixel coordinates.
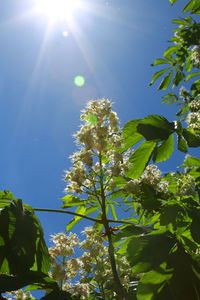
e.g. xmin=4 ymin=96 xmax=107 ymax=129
xmin=1 ymin=0 xmax=200 ymax=299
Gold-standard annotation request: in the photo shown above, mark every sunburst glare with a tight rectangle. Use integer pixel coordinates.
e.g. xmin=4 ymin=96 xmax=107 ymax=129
xmin=35 ymin=0 xmax=82 ymax=22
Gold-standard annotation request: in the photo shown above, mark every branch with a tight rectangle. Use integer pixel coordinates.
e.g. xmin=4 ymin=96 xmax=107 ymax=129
xmin=33 ymin=208 xmax=103 ymax=224
xmin=33 ymin=208 xmax=133 ymax=224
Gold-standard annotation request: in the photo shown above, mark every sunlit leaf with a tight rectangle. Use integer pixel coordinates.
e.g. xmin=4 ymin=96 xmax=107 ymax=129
xmin=149 ymin=67 xmax=171 ymax=86
xmin=61 ymin=195 xmax=86 ymax=208
xmin=153 ymin=134 xmax=174 ymax=162
xmin=66 ymin=205 xmax=86 ymax=232
xmin=183 ymin=128 xmax=200 ymax=147
xmin=180 ymin=155 xmax=200 ymax=167
xmin=127 ymin=141 xmax=157 ymax=179
xmin=158 ymin=70 xmax=173 ymax=90
xmin=122 ymin=119 xmax=143 ymax=150
xmin=185 ymin=72 xmax=200 ymax=83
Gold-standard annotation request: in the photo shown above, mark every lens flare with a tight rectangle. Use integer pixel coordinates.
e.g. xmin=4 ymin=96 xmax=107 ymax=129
xmin=74 ymin=75 xmax=85 ymax=87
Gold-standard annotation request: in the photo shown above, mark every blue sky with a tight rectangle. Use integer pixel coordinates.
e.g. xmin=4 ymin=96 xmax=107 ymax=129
xmin=0 ymin=0 xmax=196 ymax=240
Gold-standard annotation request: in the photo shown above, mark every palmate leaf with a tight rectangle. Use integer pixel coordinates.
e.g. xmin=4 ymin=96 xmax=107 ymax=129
xmin=126 ymin=231 xmax=177 ymax=274
xmin=0 ymin=271 xmax=57 ymax=293
xmin=126 ymin=141 xmax=157 ymax=179
xmin=185 ymin=71 xmax=200 ymax=83
xmin=65 ymin=204 xmax=100 ymax=232
xmin=0 ymin=195 xmax=50 ymax=276
xmin=183 ymin=0 xmax=195 ymax=13
xmin=158 ymin=70 xmax=173 ymax=90
xmin=122 ymin=119 xmax=143 ymax=150
xmin=149 ymin=67 xmax=171 ymax=86
xmin=182 ymin=128 xmax=200 ymax=147
xmin=180 ymin=155 xmax=200 ymax=167
xmin=61 ymin=195 xmax=86 ymax=208
xmin=137 ymin=115 xmax=175 ymax=141
xmin=153 ymin=134 xmax=174 ymax=163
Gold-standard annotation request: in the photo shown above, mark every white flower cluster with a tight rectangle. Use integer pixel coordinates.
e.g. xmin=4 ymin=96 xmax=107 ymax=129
xmin=125 ymin=164 xmax=169 ymax=195
xmin=5 ymin=290 xmax=33 ymax=300
xmin=191 ymin=45 xmax=200 ymax=68
xmin=179 ymin=86 xmax=191 ymax=102
xmin=177 ymin=173 xmax=196 ymax=196
xmin=173 ymin=25 xmax=184 ymax=44
xmin=187 ymin=97 xmax=200 ymax=130
xmin=186 ymin=111 xmax=200 ymax=129
xmin=48 ymin=227 xmax=132 ymax=299
xmin=64 ymin=99 xmax=129 ymax=195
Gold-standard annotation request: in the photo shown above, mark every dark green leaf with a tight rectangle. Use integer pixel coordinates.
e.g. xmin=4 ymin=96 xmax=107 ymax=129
xmin=0 ymin=272 xmax=57 ymax=293
xmin=149 ymin=67 xmax=171 ymax=86
xmin=137 ymin=115 xmax=175 ymax=141
xmin=153 ymin=134 xmax=174 ymax=163
xmin=0 ymin=198 xmax=50 ymax=275
xmin=183 ymin=128 xmax=200 ymax=147
xmin=127 ymin=141 xmax=157 ymax=179
xmin=158 ymin=70 xmax=173 ymax=90
xmin=126 ymin=231 xmax=176 ymax=273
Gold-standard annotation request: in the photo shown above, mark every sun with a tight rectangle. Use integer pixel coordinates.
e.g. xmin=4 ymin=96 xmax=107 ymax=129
xmin=36 ymin=0 xmax=82 ymax=22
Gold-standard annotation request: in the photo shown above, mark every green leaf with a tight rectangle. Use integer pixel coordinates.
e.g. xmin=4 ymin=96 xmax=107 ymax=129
xmin=137 ymin=268 xmax=173 ymax=300
xmin=149 ymin=67 xmax=171 ymax=86
xmin=177 ymin=134 xmax=188 ymax=153
xmin=172 ymin=19 xmax=189 ymax=25
xmin=151 ymin=58 xmax=170 ymax=66
xmin=183 ymin=128 xmax=200 ymax=147
xmin=127 ymin=141 xmax=157 ymax=179
xmin=0 ymin=271 xmax=57 ymax=293
xmin=185 ymin=72 xmax=200 ymax=83
xmin=180 ymin=155 xmax=200 ymax=167
xmin=173 ymin=70 xmax=184 ymax=87
xmin=191 ymin=210 xmax=200 ymax=244
xmin=164 ymin=46 xmax=180 ymax=59
xmin=185 ymin=54 xmax=192 ymax=72
xmin=66 ymin=205 xmax=86 ymax=232
xmin=126 ymin=231 xmax=176 ymax=274
xmin=137 ymin=115 xmax=175 ymax=141
xmin=61 ymin=195 xmax=85 ymax=208
xmin=153 ymin=134 xmax=174 ymax=163
xmin=183 ymin=0 xmax=195 ymax=13
xmin=170 ymin=0 xmax=179 ymax=3
xmin=110 ymin=204 xmax=117 ymax=220
xmin=122 ymin=119 xmax=144 ymax=150
xmin=158 ymin=70 xmax=173 ymax=90
xmin=0 ymin=197 xmax=50 ymax=275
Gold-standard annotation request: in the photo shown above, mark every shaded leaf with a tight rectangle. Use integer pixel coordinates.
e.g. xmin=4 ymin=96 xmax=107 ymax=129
xmin=183 ymin=128 xmax=200 ymax=147
xmin=137 ymin=115 xmax=175 ymax=141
